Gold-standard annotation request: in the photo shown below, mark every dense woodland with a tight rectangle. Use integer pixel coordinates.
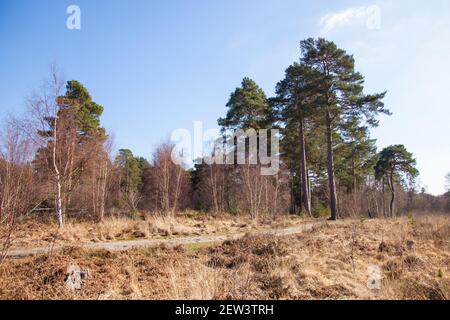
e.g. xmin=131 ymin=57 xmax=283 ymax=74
xmin=1 ymin=39 xmax=449 ymax=257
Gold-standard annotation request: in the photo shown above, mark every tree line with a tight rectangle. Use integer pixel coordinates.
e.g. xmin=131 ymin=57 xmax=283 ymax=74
xmin=1 ymin=39 xmax=449 ymax=257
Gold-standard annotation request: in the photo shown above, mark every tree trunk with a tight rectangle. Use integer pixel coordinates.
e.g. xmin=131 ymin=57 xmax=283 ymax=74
xmin=389 ymin=171 xmax=395 ymax=217
xmin=307 ymin=170 xmax=312 ymax=210
xmin=390 ymin=189 xmax=395 ymax=218
xmin=52 ymin=115 xmax=64 ymax=229
xmin=55 ymin=169 xmax=64 ymax=227
xmin=289 ymin=164 xmax=298 ymax=215
xmin=299 ymin=117 xmax=311 ymax=216
xmin=325 ymin=110 xmax=338 ymax=220
xmin=64 ymin=139 xmax=75 ymax=214
xmin=273 ymin=175 xmax=279 ymax=217
xmin=289 ymin=166 xmax=295 ymax=214
xmin=210 ymin=165 xmax=219 ymax=213
xmin=352 ymin=155 xmax=357 ymax=193
xmin=171 ymin=165 xmax=183 ymax=216
xmin=381 ymin=177 xmax=386 ymax=217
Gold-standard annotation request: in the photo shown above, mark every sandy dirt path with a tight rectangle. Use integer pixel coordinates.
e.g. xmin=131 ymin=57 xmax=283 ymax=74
xmin=6 ymin=221 xmax=330 ymax=259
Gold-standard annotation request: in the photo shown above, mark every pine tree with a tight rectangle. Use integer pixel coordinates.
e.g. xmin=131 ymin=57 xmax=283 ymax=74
xmin=375 ymin=145 xmax=419 ymax=217
xmin=300 ymin=38 xmax=389 ymax=220
xmin=33 ymin=79 xmax=106 ymax=227
xmin=275 ymin=63 xmax=320 ymax=216
xmin=218 ymin=77 xmax=272 ymax=130
xmin=115 ymin=149 xmax=150 ymax=211
xmin=63 ymin=80 xmax=105 ymax=138
xmin=336 ymin=119 xmax=378 ymax=193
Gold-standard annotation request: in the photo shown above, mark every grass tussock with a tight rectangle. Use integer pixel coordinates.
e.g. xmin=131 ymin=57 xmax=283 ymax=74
xmin=0 ymin=215 xmax=448 ymax=300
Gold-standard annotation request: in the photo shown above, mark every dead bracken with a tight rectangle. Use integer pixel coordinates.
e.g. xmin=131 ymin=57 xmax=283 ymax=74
xmin=0 ymin=216 xmax=448 ymax=300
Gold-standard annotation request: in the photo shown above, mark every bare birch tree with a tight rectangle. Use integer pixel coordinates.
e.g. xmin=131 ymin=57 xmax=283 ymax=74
xmin=148 ymin=142 xmax=190 ymax=216
xmin=20 ymin=67 xmax=67 ymax=228
xmin=0 ymin=121 xmax=36 ymax=264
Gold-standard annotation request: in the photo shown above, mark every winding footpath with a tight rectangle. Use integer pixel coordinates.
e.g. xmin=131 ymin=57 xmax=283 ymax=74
xmin=6 ymin=221 xmax=330 ymax=259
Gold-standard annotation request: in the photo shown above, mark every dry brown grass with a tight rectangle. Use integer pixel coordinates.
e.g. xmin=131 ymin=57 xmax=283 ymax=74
xmin=4 ymin=212 xmax=307 ymax=249
xmin=0 ymin=214 xmax=448 ymax=300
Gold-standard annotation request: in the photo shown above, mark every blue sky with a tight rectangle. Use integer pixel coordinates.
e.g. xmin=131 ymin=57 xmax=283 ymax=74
xmin=1 ymin=0 xmax=449 ymax=195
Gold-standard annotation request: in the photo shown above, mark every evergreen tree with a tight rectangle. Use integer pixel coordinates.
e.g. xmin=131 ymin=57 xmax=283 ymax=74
xmin=115 ymin=149 xmax=150 ymax=209
xmin=336 ymin=120 xmax=378 ymax=193
xmin=375 ymin=145 xmax=419 ymax=217
xmin=275 ymin=63 xmax=319 ymax=215
xmin=300 ymin=38 xmax=389 ymax=220
xmin=218 ymin=77 xmax=272 ymax=130
xmin=33 ymin=79 xmax=106 ymax=226
xmin=63 ymin=80 xmax=105 ymax=138
xmin=218 ymin=78 xmax=277 ymax=219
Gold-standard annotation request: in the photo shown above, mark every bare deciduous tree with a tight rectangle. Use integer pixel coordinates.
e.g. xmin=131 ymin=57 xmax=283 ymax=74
xmin=0 ymin=121 xmax=37 ymax=264
xmin=19 ymin=67 xmax=68 ymax=228
xmin=89 ymin=136 xmax=114 ymax=221
xmin=147 ymin=142 xmax=190 ymax=216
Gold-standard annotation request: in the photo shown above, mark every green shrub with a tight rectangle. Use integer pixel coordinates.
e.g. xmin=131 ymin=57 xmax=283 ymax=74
xmin=312 ymin=203 xmax=330 ymax=218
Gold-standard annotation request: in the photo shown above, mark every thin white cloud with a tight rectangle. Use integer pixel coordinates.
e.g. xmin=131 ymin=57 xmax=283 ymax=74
xmin=320 ymin=5 xmax=381 ymax=34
